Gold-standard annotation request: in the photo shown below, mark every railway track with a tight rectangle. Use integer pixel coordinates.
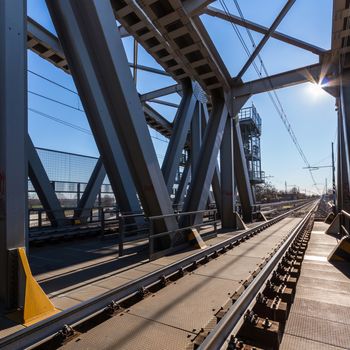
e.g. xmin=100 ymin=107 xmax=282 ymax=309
xmin=0 ymin=200 xmax=317 ymax=350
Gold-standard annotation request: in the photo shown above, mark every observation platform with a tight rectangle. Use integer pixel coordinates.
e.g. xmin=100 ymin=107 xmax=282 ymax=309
xmin=280 ymin=221 xmax=350 ymax=350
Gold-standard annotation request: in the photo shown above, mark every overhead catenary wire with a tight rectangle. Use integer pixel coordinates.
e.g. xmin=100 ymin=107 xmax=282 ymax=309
xmin=29 ymin=90 xmax=84 ymax=112
xmin=220 ymin=0 xmax=320 ymax=194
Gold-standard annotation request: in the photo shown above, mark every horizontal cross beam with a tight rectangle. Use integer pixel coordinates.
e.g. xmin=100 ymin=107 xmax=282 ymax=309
xmin=204 ymin=6 xmax=327 ymax=56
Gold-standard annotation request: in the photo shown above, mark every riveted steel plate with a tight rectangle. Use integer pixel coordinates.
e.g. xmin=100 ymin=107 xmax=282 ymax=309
xmin=291 ymin=298 xmax=350 ymax=325
xmin=61 ymin=312 xmax=195 ymax=350
xmin=280 ymin=334 xmax=347 ymax=350
xmin=284 ymin=313 xmax=350 ymax=349
xmin=194 ymin=254 xmax=262 ymax=281
xmin=128 ymin=274 xmax=239 ymax=333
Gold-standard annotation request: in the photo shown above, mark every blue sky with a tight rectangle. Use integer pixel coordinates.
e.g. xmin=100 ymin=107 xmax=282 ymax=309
xmin=27 ymin=0 xmax=335 ymax=195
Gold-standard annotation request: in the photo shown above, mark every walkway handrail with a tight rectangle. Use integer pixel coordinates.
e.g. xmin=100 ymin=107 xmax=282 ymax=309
xmin=148 ymin=209 xmax=219 ymax=260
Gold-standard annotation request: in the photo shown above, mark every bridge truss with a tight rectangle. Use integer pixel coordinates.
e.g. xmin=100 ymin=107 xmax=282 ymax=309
xmin=0 ymin=0 xmax=349 ymax=308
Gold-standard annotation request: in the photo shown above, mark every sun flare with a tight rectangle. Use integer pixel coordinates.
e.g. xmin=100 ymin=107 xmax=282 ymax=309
xmin=308 ymin=83 xmax=326 ymax=97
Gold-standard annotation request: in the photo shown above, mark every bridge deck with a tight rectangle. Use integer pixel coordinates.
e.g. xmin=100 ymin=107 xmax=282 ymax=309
xmin=280 ymin=221 xmax=350 ymax=350
xmin=0 ymin=223 xmax=249 ymax=338
xmin=57 ymin=217 xmax=301 ymax=350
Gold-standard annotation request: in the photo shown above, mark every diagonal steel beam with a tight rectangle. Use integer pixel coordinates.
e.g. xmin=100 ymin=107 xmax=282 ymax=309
xmin=204 ymin=6 xmax=326 ymax=56
xmin=202 ymin=103 xmax=222 ymax=214
xmin=45 ymin=0 xmax=177 ymax=236
xmin=236 ymin=0 xmax=296 ymax=80
xmin=45 ymin=0 xmax=144 ymax=220
xmin=140 ymin=84 xmax=182 ymax=102
xmin=162 ymin=81 xmax=197 ymax=193
xmin=27 ymin=17 xmax=173 ymax=139
xmin=28 ymin=137 xmax=66 ymax=226
xmin=75 ymin=157 xmax=106 ymax=220
xmin=174 ymin=157 xmax=191 ymax=208
xmin=183 ymin=94 xmax=230 ymax=217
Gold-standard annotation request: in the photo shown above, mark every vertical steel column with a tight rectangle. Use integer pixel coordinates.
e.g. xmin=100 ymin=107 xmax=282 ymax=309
xmin=220 ymin=117 xmax=236 ymax=228
xmin=46 ymin=1 xmax=177 ymax=235
xmin=339 ymin=72 xmax=350 ymax=211
xmin=232 ymin=102 xmax=254 ymax=222
xmin=28 ymin=137 xmax=65 ymax=226
xmin=75 ymin=157 xmax=106 ymax=220
xmin=0 ymin=0 xmax=27 ymax=307
xmin=162 ymin=81 xmax=197 ymax=193
xmin=174 ymin=157 xmax=191 ymax=208
xmin=337 ymin=104 xmax=343 ymax=211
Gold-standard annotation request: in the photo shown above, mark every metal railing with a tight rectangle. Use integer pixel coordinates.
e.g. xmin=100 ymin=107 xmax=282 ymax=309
xmin=148 ymin=209 xmax=219 ymax=260
xmin=117 ymin=212 xmax=149 ymax=256
xmin=28 ymin=206 xmax=119 ymax=229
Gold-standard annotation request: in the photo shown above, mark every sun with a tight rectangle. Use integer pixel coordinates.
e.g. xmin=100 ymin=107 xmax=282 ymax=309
xmin=308 ymin=82 xmax=327 ymax=97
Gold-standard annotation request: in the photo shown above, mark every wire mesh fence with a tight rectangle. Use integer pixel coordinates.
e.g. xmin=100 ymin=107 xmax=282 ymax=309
xmin=29 ymin=147 xmax=116 ymax=209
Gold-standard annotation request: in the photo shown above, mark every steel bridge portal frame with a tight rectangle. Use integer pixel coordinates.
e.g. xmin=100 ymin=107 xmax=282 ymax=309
xmin=0 ymin=0 xmax=344 ymax=310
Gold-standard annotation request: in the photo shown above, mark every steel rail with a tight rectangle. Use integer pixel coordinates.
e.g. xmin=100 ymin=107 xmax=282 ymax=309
xmin=198 ymin=200 xmax=318 ymax=350
xmin=0 ymin=200 xmax=315 ymax=350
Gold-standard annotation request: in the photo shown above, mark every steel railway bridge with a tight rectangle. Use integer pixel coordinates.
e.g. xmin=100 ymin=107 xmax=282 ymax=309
xmin=0 ymin=1 xmax=350 ymax=349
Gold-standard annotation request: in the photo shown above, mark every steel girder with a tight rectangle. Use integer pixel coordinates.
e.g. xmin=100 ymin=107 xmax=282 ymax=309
xmin=27 ymin=17 xmax=174 ymax=139
xmin=140 ymin=84 xmax=182 ymax=102
xmin=174 ymin=158 xmax=191 ymax=208
xmin=232 ymin=64 xmax=324 ymax=97
xmin=114 ymin=0 xmax=231 ymax=93
xmin=183 ymin=93 xmax=231 ymax=218
xmin=220 ymin=117 xmax=236 ymax=227
xmin=201 ymin=103 xmax=222 ymax=214
xmin=337 ymin=106 xmax=344 ymax=211
xmin=236 ymin=0 xmax=296 ymax=80
xmin=191 ymin=102 xmax=202 ymax=178
xmin=45 ymin=0 xmax=144 ymax=220
xmin=75 ymin=158 xmax=106 ymax=220
xmin=338 ymin=72 xmax=350 ymax=211
xmin=28 ymin=137 xmax=66 ymax=226
xmin=46 ymin=0 xmax=177 ymax=234
xmin=204 ymin=6 xmax=326 ymax=56
xmin=232 ymin=101 xmax=255 ymax=222
xmin=162 ymin=81 xmax=197 ymax=193
xmin=0 ymin=0 xmax=27 ymax=307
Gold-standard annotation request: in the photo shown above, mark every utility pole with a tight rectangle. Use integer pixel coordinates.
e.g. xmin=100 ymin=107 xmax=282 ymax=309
xmin=285 ymin=181 xmax=287 ymax=194
xmin=332 ymin=142 xmax=336 ymax=210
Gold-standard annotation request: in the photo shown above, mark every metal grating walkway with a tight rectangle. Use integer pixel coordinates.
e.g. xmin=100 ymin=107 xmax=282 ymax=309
xmin=280 ymin=221 xmax=350 ymax=350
